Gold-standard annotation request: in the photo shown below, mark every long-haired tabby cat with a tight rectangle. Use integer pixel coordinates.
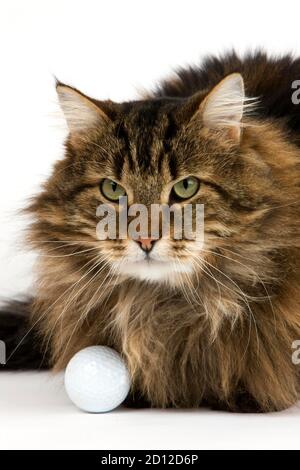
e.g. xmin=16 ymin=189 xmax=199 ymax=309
xmin=1 ymin=51 xmax=300 ymax=412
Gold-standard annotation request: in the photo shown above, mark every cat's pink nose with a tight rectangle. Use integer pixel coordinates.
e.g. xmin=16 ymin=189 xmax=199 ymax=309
xmin=136 ymin=237 xmax=156 ymax=252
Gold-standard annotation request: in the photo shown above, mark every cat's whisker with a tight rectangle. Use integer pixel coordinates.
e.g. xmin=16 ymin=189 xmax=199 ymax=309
xmin=197 ymin=261 xmax=223 ymax=326
xmin=200 ymin=248 xmax=273 ymax=298
xmin=6 ymin=252 xmax=106 ymax=364
xmin=41 ymin=253 xmax=112 ymax=360
xmin=60 ymin=258 xmax=114 ymax=360
xmin=42 ymin=258 xmax=104 ymax=363
xmin=99 ymin=260 xmax=126 ymax=314
xmin=175 ymin=259 xmax=205 ymax=312
xmin=38 ymin=246 xmax=102 ymax=258
xmin=215 ymin=246 xmax=262 ymax=265
xmin=197 ymin=246 xmax=277 ymax=337
xmin=57 ymin=251 xmax=113 ymax=318
xmin=185 ymin=249 xmax=246 ymax=313
xmin=35 ymin=240 xmax=102 ymax=245
xmin=221 ymin=247 xmax=277 ymax=334
xmin=80 ymin=259 xmax=119 ymax=321
xmin=201 ymin=257 xmax=260 ymax=355
xmin=185 ymin=249 xmax=241 ymax=300
xmin=189 ymin=257 xmax=226 ymax=332
xmin=65 ymin=259 xmax=127 ymax=351
xmin=172 ymin=258 xmax=194 ymax=305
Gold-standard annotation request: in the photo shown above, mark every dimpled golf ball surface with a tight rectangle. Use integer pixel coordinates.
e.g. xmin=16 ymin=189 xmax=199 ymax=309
xmin=64 ymin=346 xmax=131 ymax=413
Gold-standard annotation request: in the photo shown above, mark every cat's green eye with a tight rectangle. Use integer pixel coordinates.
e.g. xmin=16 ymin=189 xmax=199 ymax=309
xmin=172 ymin=177 xmax=200 ymax=200
xmin=101 ymin=178 xmax=126 ymax=201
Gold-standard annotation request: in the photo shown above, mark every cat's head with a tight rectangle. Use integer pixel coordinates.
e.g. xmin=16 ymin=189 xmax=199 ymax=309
xmin=29 ymin=73 xmax=298 ymax=287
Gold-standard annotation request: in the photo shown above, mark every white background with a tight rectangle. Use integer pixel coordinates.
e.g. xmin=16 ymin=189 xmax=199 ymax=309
xmin=1 ymin=0 xmax=300 ymax=450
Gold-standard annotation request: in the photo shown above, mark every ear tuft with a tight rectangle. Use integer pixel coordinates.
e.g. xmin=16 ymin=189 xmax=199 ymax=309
xmin=201 ymin=73 xmax=256 ymax=141
xmin=56 ymin=84 xmax=109 ymax=133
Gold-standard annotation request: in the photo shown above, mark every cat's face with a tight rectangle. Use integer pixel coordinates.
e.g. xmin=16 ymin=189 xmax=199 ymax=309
xmin=33 ymin=75 xmax=274 ymax=286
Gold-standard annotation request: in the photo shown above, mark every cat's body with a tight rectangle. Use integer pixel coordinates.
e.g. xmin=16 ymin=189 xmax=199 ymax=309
xmin=2 ymin=51 xmax=300 ymax=411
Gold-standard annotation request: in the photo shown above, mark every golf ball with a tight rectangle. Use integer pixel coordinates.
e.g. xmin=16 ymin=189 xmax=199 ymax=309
xmin=64 ymin=346 xmax=131 ymax=413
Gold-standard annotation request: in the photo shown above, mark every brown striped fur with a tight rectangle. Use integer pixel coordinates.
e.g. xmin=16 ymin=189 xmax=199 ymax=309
xmin=5 ymin=52 xmax=300 ymax=411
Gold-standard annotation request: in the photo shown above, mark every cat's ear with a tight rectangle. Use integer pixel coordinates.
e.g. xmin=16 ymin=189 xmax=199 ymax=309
xmin=56 ymin=83 xmax=110 ymax=133
xmin=198 ymin=73 xmax=246 ymax=142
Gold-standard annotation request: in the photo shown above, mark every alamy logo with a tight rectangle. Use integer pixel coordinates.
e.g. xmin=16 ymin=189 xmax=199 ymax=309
xmin=291 ymin=80 xmax=300 ymax=105
xmin=96 ymin=197 xmax=204 ymax=243
xmin=0 ymin=340 xmax=6 ymax=365
xmin=292 ymin=340 xmax=300 ymax=365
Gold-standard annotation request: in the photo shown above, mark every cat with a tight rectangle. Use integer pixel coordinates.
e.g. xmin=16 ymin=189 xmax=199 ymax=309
xmin=1 ymin=50 xmax=300 ymax=412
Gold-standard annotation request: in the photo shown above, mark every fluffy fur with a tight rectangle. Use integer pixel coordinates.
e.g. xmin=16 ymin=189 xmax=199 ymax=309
xmin=2 ymin=51 xmax=300 ymax=412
